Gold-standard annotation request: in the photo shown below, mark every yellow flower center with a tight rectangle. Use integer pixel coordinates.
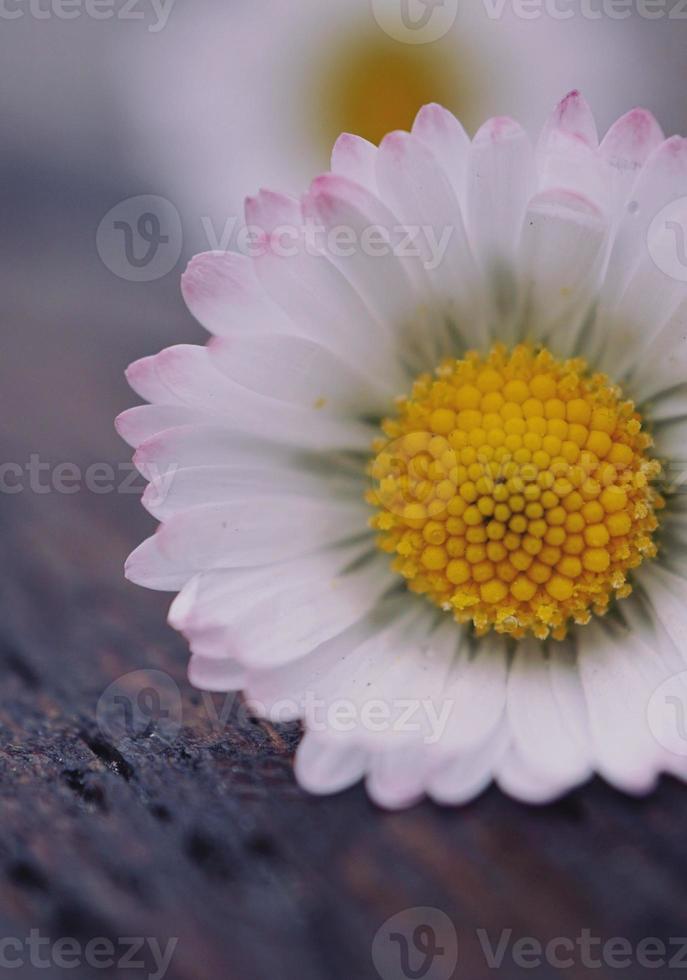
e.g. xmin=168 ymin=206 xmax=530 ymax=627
xmin=315 ymin=28 xmax=481 ymax=150
xmin=368 ymin=345 xmax=662 ymax=640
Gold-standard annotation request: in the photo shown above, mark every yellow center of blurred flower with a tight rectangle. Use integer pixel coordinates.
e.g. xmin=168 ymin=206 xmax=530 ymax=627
xmin=368 ymin=345 xmax=663 ymax=640
xmin=316 ymin=30 xmax=479 ymax=149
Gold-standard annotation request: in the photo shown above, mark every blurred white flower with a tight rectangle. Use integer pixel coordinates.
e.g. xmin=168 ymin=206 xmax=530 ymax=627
xmin=112 ymin=0 xmax=681 ymax=249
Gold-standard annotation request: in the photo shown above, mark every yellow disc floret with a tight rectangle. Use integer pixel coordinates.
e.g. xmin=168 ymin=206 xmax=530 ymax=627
xmin=367 ymin=344 xmax=662 ymax=640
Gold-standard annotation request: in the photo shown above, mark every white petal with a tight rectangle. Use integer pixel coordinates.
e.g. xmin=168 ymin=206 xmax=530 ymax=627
xmin=169 ymin=549 xmax=371 ymax=631
xmin=331 ymin=133 xmax=378 ymax=193
xmin=244 ymin=615 xmax=380 ymax=720
xmin=506 ymin=639 xmax=591 ymax=786
xmin=366 ymin=744 xmax=428 ymax=810
xmin=601 ymin=136 xmax=687 ymax=309
xmin=126 ymin=355 xmax=178 ymax=404
xmin=187 ymin=654 xmax=246 ymax=692
xmin=133 ymin=424 xmax=293 ymax=481
xmin=466 ymin=116 xmax=535 ymax=284
xmin=577 ymin=622 xmax=664 ymax=795
xmin=411 ymin=103 xmax=469 ymax=207
xmin=627 ymin=296 xmax=687 ymax=404
xmin=600 ymin=108 xmax=665 ymax=219
xmin=536 ymin=91 xmax=608 ymax=210
xmin=115 ymin=405 xmax=209 ymax=449
xmin=142 ymin=463 xmax=361 ymax=522
xmin=293 ymin=606 xmax=448 ymax=742
xmin=181 ymin=250 xmax=293 ymax=337
xmin=375 ymin=129 xmax=486 ymax=352
xmin=125 ymin=497 xmax=371 ymax=590
xmin=496 ymin=745 xmax=577 ymax=805
xmin=245 ymin=189 xmax=403 ymax=387
xmin=179 ymin=623 xmax=230 ymax=660
xmin=437 ymin=640 xmax=509 ymax=755
xmin=229 ymin=559 xmax=394 ymax=670
xmin=428 ymin=722 xmax=509 ymax=806
xmin=303 ymin=174 xmax=428 ymax=354
xmin=548 ymin=641 xmax=594 ymax=757
xmin=519 ymin=189 xmax=606 ymax=354
xmin=540 ymin=90 xmax=599 ymax=149
xmin=133 ymin=345 xmax=375 ymax=452
xmin=595 ymin=216 xmax=687 ymax=380
xmin=250 ymin=600 xmax=445 ymax=747
xmin=614 ymin=598 xmax=687 ymax=768
xmin=172 ymin=552 xmax=394 ymax=669
xmin=140 ymin=344 xmax=237 ymax=411
xmin=621 ymin=587 xmax=686 ymax=676
xmin=637 ymin=564 xmax=687 ymax=664
xmin=208 ymin=333 xmax=392 ymax=415
xmin=295 ymin=731 xmax=367 ymax=796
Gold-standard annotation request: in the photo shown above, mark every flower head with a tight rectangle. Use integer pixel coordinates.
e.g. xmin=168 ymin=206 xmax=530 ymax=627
xmin=119 ymin=92 xmax=687 ymax=809
xmin=369 ymin=343 xmax=662 ymax=640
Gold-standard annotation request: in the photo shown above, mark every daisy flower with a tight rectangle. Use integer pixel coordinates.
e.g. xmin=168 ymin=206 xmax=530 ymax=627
xmin=119 ymin=92 xmax=687 ymax=809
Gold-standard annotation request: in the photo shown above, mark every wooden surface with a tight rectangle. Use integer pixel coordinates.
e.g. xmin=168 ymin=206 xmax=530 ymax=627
xmin=2 ymin=200 xmax=687 ymax=980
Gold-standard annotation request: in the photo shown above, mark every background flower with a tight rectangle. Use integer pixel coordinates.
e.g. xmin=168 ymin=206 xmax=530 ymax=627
xmin=55 ymin=0 xmax=687 ymax=250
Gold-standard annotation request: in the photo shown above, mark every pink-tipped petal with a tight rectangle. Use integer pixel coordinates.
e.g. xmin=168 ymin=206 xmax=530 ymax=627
xmin=537 ymin=93 xmax=608 ymax=209
xmin=601 ymin=107 xmax=665 ymax=170
xmin=411 ymin=103 xmax=470 ymax=202
xmin=331 ymin=133 xmax=378 ymax=192
xmin=600 ymin=134 xmax=687 ymax=307
xmin=305 ymin=171 xmax=427 ymax=333
xmin=181 ymin=250 xmax=291 ymax=337
xmin=540 ymin=90 xmax=598 ymax=148
xmin=244 ymin=188 xmax=302 ymax=236
xmin=125 ymin=355 xmax=174 ymax=405
xmin=600 ymin=108 xmax=665 ymax=214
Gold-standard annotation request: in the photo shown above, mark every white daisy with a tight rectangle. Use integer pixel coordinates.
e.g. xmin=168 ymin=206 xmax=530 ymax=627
xmin=119 ymin=92 xmax=687 ymax=809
